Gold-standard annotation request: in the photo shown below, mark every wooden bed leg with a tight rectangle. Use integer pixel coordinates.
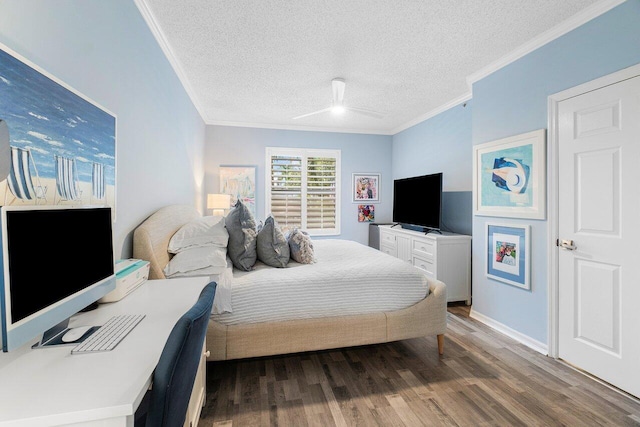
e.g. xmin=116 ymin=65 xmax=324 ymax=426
xmin=437 ymin=334 xmax=444 ymax=355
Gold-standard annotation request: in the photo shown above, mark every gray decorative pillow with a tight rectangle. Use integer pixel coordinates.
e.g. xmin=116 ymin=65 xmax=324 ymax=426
xmin=257 ymin=215 xmax=290 ymax=268
xmin=287 ymin=228 xmax=316 ymax=264
xmin=225 ymin=200 xmax=257 ymax=271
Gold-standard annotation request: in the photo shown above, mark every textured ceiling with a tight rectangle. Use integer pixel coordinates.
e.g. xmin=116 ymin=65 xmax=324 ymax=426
xmin=138 ymin=0 xmax=608 ymax=135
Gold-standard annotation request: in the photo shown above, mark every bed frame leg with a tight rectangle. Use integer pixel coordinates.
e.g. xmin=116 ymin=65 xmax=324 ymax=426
xmin=437 ymin=334 xmax=444 ymax=355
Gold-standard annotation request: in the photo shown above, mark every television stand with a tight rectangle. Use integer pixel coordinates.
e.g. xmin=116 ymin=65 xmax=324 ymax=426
xmin=377 ymin=225 xmax=471 ymax=305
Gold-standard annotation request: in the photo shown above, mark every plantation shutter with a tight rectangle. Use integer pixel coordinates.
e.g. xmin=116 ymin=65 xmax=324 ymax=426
xmin=267 ymin=148 xmax=340 ymax=236
xmin=307 ymin=156 xmax=336 ymax=230
xmin=270 ymin=154 xmax=303 ymax=230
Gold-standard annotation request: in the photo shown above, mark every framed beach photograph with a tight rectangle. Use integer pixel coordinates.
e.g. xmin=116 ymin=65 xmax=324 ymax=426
xmin=220 ymin=165 xmax=256 ymax=217
xmin=352 ymin=173 xmax=380 ymax=202
xmin=358 ymin=204 xmax=374 ymax=222
xmin=486 ymin=222 xmax=530 ymax=290
xmin=473 ymin=129 xmax=546 ymax=219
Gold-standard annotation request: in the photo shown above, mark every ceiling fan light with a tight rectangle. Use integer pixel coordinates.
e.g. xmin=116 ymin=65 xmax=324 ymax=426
xmin=331 ymin=104 xmax=346 ymax=115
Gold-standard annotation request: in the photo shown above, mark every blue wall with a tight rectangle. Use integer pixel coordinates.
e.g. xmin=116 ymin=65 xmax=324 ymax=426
xmin=392 ymin=100 xmax=473 ymax=235
xmin=471 ymin=0 xmax=640 ymax=345
xmin=0 ymin=0 xmax=205 ymax=258
xmin=205 ymin=126 xmax=393 ymax=244
xmin=392 ymin=101 xmax=472 ymax=191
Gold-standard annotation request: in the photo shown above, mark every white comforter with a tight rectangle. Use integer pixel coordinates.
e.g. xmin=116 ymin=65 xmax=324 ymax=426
xmin=211 ymin=239 xmax=429 ymax=325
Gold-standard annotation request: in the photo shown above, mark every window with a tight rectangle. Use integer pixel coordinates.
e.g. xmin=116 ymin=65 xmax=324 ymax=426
xmin=266 ymin=147 xmax=340 ymax=236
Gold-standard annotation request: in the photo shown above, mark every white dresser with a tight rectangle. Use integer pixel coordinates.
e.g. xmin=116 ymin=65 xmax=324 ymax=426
xmin=378 ymin=225 xmax=472 ymax=305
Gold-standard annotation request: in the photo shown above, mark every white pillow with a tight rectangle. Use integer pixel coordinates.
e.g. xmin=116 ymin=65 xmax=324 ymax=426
xmin=164 ymin=265 xmax=228 ymax=278
xmin=168 ymin=216 xmax=229 ymax=254
xmin=163 ymin=246 xmax=228 ymax=278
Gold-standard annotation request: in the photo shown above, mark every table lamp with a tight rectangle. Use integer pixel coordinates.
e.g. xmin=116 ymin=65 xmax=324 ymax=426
xmin=207 ymin=193 xmax=231 ymax=216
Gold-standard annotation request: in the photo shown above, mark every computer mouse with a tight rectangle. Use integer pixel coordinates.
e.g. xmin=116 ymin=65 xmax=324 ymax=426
xmin=61 ymin=325 xmax=94 ymax=343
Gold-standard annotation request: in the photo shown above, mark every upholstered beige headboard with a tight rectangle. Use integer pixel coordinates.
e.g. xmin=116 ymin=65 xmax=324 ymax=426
xmin=132 ymin=205 xmax=201 ymax=279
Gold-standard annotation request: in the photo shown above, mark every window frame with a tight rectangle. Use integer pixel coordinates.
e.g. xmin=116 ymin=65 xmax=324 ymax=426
xmin=265 ymin=147 xmax=341 ymax=236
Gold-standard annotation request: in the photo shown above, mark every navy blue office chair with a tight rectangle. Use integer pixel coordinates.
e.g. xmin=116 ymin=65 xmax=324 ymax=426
xmin=135 ymin=281 xmax=216 ymax=427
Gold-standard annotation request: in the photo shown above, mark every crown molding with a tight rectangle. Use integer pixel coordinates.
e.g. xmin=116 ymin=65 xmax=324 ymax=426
xmin=134 ymin=0 xmax=209 ymax=122
xmin=466 ymin=0 xmax=627 ymax=87
xmin=390 ymin=92 xmax=472 ymax=135
xmin=209 ymin=120 xmax=393 ymax=136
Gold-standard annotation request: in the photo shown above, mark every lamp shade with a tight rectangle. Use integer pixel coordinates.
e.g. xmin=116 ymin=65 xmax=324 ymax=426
xmin=207 ymin=193 xmax=231 ymax=216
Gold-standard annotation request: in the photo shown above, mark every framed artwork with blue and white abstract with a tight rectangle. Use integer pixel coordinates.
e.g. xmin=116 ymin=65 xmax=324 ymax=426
xmin=473 ymin=129 xmax=546 ymax=219
xmin=0 ymin=42 xmax=116 ymax=216
xmin=220 ymin=165 xmax=256 ymax=218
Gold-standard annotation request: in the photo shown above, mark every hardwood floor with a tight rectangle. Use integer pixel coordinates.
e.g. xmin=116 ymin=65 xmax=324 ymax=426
xmin=200 ymin=305 xmax=640 ymax=426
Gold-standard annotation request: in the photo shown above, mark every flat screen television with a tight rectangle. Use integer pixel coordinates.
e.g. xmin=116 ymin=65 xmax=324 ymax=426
xmin=0 ymin=205 xmax=116 ymax=352
xmin=393 ymin=173 xmax=443 ymax=233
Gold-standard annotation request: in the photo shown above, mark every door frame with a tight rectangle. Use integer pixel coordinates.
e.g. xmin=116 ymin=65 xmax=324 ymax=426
xmin=547 ymin=62 xmax=640 ymax=358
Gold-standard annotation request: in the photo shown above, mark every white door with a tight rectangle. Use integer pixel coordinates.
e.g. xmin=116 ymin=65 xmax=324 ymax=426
xmin=558 ymin=75 xmax=640 ymax=398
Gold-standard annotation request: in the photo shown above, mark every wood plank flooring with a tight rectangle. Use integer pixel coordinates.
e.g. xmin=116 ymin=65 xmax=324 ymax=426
xmin=199 ymin=305 xmax=640 ymax=426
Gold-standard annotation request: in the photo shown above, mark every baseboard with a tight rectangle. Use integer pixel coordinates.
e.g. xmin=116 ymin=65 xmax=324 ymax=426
xmin=469 ymin=309 xmax=548 ymax=355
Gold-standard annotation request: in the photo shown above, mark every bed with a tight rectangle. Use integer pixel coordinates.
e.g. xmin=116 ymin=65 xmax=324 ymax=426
xmin=133 ymin=204 xmax=447 ymax=361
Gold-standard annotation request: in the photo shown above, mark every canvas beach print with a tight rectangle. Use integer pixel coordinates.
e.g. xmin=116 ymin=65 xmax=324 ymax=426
xmin=0 ymin=43 xmax=116 ymax=212
xmin=486 ymin=223 xmax=530 ymax=290
xmin=473 ymin=129 xmax=545 ymax=219
xmin=220 ymin=165 xmax=256 ymax=217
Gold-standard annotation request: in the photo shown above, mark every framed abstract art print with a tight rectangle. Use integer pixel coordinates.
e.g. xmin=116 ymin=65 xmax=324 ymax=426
xmin=352 ymin=173 xmax=380 ymax=202
xmin=220 ymin=165 xmax=256 ymax=217
xmin=473 ymin=129 xmax=546 ymax=219
xmin=486 ymin=222 xmax=530 ymax=290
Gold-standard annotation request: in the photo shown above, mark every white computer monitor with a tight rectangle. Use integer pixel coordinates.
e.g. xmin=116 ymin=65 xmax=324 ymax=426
xmin=0 ymin=205 xmax=116 ymax=352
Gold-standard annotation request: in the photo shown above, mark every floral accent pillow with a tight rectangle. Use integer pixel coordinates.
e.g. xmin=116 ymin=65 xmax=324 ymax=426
xmin=286 ymin=228 xmax=316 ymax=264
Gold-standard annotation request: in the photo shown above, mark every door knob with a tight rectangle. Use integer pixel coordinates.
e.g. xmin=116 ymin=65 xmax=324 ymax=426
xmin=559 ymin=239 xmax=576 ymax=250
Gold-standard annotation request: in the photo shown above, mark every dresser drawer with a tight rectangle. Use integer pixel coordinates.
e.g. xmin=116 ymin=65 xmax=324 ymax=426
xmin=412 ymin=255 xmax=435 ymax=278
xmin=380 ymin=243 xmax=397 ymax=257
xmin=380 ymin=230 xmax=397 ymax=247
xmin=412 ymin=237 xmax=435 ymax=260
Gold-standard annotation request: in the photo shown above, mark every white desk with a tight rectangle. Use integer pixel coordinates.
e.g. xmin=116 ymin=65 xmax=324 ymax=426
xmin=0 ymin=277 xmax=210 ymax=427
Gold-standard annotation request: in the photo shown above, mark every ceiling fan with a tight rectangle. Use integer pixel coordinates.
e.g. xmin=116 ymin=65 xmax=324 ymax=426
xmin=293 ymin=78 xmax=384 ymax=120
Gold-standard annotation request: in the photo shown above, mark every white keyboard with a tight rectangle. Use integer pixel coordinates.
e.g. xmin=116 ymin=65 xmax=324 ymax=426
xmin=71 ymin=314 xmax=145 ymax=354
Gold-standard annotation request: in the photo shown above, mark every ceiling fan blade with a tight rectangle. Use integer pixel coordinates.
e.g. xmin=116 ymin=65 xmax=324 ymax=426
xmin=332 ymin=78 xmax=345 ymax=104
xmin=292 ymin=106 xmax=332 ymax=120
xmin=347 ymin=106 xmax=384 ymax=119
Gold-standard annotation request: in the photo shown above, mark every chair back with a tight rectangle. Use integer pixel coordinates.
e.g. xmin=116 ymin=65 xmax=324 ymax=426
xmin=54 ymin=154 xmax=80 ymax=201
xmin=145 ymin=281 xmax=216 ymax=427
xmin=92 ymin=162 xmax=105 ymax=200
xmin=7 ymin=146 xmax=37 ymax=200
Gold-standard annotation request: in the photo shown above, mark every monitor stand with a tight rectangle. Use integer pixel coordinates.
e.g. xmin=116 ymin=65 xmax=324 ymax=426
xmin=31 ymin=318 xmax=99 ymax=350
xmin=80 ymin=301 xmax=100 ymax=312
xmin=424 ymin=228 xmax=443 ymax=235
